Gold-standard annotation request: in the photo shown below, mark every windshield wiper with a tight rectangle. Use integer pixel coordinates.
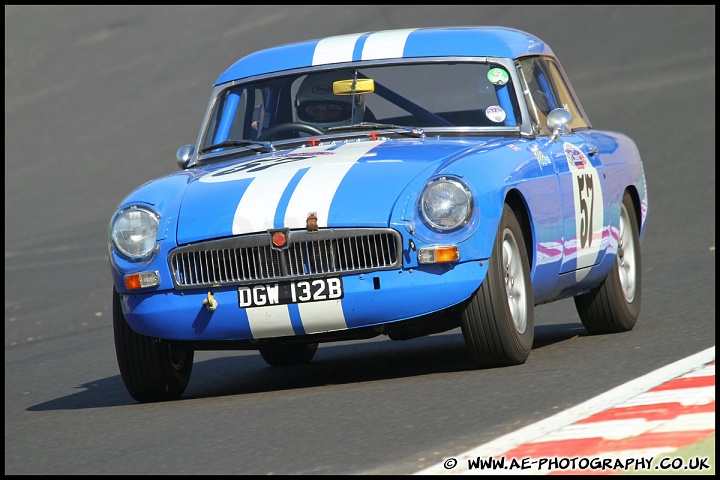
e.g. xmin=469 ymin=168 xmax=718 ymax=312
xmin=200 ymin=139 xmax=275 ymax=155
xmin=326 ymin=122 xmax=425 ymax=138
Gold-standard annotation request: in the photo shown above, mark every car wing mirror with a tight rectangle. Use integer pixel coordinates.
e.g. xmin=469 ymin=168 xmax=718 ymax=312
xmin=546 ymin=108 xmax=573 ymax=142
xmin=176 ymin=144 xmax=195 ymax=170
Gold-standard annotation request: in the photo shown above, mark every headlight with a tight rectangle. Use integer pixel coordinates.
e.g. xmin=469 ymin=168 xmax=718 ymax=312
xmin=110 ymin=206 xmax=160 ymax=259
xmin=419 ymin=177 xmax=473 ymax=231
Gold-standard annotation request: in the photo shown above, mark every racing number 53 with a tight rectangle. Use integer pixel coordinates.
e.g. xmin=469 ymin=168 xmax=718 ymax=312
xmin=576 ymin=172 xmax=595 ymax=249
xmin=563 ymin=141 xmax=604 ymax=267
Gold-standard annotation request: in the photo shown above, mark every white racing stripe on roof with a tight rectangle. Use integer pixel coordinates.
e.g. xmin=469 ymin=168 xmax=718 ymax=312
xmin=361 ymin=28 xmax=417 ymax=60
xmin=313 ymin=33 xmax=366 ymax=65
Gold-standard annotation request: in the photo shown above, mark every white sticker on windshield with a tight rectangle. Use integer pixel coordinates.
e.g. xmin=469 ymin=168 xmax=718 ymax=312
xmin=485 ymin=105 xmax=507 ymax=123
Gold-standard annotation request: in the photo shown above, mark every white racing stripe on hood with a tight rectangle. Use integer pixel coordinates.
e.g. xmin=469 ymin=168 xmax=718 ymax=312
xmin=361 ymin=28 xmax=417 ymax=59
xmin=230 ymin=145 xmax=333 ymax=234
xmin=232 ymin=167 xmax=305 ymax=233
xmin=232 ymin=141 xmax=379 ymax=234
xmin=282 ymin=141 xmax=378 ymax=229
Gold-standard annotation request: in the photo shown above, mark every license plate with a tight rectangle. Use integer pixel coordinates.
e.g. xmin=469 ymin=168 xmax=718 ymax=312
xmin=238 ymin=277 xmax=344 ymax=308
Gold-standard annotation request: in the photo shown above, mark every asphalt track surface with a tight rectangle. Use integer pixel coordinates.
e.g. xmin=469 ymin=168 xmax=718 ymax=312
xmin=5 ymin=5 xmax=715 ymax=475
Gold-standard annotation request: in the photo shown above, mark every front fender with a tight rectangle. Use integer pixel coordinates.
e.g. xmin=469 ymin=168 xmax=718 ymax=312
xmin=108 ymin=171 xmax=195 ymax=293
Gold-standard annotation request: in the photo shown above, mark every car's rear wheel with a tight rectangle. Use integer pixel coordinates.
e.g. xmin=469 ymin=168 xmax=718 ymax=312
xmin=574 ymin=190 xmax=641 ymax=334
xmin=259 ymin=342 xmax=318 ymax=367
xmin=113 ymin=287 xmax=194 ymax=403
xmin=461 ymin=204 xmax=534 ymax=367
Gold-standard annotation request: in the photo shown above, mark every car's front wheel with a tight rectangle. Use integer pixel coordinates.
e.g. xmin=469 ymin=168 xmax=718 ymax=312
xmin=258 ymin=342 xmax=318 ymax=367
xmin=574 ymin=190 xmax=642 ymax=334
xmin=461 ymin=204 xmax=534 ymax=367
xmin=113 ymin=287 xmax=194 ymax=403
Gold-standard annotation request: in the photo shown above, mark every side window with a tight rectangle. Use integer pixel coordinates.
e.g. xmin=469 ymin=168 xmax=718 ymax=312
xmin=518 ymin=56 xmax=589 ymax=135
xmin=517 ymin=57 xmax=556 ymax=134
xmin=544 ymin=60 xmax=588 ymax=131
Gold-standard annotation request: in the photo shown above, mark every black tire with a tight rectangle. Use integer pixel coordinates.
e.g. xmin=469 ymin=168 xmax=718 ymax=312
xmin=113 ymin=288 xmax=194 ymax=403
xmin=259 ymin=342 xmax=318 ymax=367
xmin=574 ymin=190 xmax=641 ymax=334
xmin=461 ymin=204 xmax=534 ymax=367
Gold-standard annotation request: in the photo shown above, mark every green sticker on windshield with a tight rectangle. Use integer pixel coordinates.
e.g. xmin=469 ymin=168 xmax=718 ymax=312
xmin=487 ymin=68 xmax=509 ymax=85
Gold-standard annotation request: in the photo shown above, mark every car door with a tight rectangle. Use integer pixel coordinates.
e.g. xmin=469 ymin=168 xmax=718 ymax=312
xmin=517 ymin=56 xmax=608 ymax=280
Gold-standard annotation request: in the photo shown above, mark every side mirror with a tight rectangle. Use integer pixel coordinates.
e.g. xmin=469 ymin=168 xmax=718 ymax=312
xmin=176 ymin=144 xmax=195 ymax=170
xmin=546 ymin=108 xmax=572 ymax=142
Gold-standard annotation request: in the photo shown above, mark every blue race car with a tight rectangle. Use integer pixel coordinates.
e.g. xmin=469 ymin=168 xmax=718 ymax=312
xmin=108 ymin=26 xmax=648 ymax=402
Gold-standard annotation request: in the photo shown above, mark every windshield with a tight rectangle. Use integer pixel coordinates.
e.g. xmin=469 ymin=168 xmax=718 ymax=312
xmin=201 ymin=62 xmax=522 ymax=151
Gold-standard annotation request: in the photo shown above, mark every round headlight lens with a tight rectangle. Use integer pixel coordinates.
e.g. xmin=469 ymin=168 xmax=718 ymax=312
xmin=111 ymin=207 xmax=160 ymax=259
xmin=419 ymin=177 xmax=473 ymax=231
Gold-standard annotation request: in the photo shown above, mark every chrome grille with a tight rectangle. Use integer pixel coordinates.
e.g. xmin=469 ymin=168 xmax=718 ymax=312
xmin=169 ymin=228 xmax=402 ymax=289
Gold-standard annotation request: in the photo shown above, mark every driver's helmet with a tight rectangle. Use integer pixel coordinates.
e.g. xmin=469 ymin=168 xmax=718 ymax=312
xmin=295 ymin=71 xmax=366 ymax=129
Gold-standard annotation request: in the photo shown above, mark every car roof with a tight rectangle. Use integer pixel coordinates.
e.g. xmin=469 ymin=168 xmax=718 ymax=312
xmin=215 ymin=26 xmax=554 ymax=86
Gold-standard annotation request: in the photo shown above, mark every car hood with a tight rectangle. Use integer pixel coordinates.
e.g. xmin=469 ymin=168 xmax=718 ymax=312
xmin=176 ymin=138 xmax=491 ymax=244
